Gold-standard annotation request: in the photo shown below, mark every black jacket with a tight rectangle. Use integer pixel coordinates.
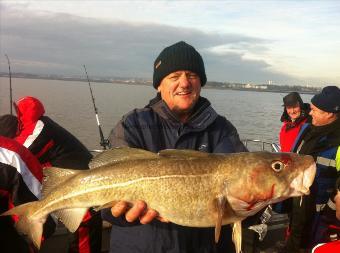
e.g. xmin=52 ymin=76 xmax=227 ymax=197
xmin=103 ymin=95 xmax=247 ymax=253
xmin=26 ymin=116 xmax=93 ymax=169
xmin=15 ymin=96 xmax=92 ymax=169
xmin=109 ymin=95 xmax=246 ymax=154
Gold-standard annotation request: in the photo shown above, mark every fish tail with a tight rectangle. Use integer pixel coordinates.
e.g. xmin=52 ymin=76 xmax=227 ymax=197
xmin=1 ymin=201 xmax=46 ymax=249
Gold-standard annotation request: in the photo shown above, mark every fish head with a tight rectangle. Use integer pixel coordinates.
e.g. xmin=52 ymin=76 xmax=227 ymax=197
xmin=222 ymin=152 xmax=316 ymax=217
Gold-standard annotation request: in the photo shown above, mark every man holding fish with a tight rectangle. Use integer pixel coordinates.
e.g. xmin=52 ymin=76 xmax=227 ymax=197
xmin=103 ymin=41 xmax=248 ymax=253
xmin=102 ymin=41 xmax=314 ymax=253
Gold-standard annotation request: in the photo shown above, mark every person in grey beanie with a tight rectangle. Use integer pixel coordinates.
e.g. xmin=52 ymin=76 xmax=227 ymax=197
xmin=102 ymin=41 xmax=247 ymax=253
xmin=283 ymin=86 xmax=340 ymax=252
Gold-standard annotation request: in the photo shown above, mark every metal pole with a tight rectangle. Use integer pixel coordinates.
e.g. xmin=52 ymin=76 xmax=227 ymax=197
xmin=5 ymin=54 xmax=13 ymax=115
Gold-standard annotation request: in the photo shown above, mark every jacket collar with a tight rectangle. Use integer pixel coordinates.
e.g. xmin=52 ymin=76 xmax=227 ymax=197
xmin=149 ymin=94 xmax=218 ymax=130
xmin=297 ymin=118 xmax=340 ymax=155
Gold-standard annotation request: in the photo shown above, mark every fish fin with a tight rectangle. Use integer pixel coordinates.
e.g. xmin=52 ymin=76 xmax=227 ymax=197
xmin=159 ymin=149 xmax=210 ymax=159
xmin=93 ymin=201 xmax=118 ymax=211
xmin=89 ymin=147 xmax=159 ymax=169
xmin=214 ymin=195 xmax=226 ymax=243
xmin=2 ymin=201 xmax=45 ymax=249
xmin=248 ymin=223 xmax=268 ymax=241
xmin=232 ymin=221 xmax=242 ymax=253
xmin=17 ymin=215 xmax=45 ymax=249
xmin=42 ymin=167 xmax=80 ymax=198
xmin=53 ymin=208 xmax=88 ymax=233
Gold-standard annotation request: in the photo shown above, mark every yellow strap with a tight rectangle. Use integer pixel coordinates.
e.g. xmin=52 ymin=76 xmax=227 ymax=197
xmin=336 ymin=146 xmax=340 ymax=171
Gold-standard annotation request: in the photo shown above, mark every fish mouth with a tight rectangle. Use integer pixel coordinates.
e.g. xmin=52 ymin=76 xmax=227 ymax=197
xmin=290 ymin=162 xmax=316 ymax=196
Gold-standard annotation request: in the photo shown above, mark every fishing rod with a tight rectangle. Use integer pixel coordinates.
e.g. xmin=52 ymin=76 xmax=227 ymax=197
xmin=83 ymin=65 xmax=108 ymax=150
xmin=5 ymin=54 xmax=13 ymax=115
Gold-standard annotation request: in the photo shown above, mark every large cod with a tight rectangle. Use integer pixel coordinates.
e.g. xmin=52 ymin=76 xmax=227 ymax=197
xmin=2 ymin=147 xmax=316 ymax=252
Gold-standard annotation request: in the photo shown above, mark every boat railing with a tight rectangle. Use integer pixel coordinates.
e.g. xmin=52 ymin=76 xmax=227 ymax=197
xmin=242 ymin=139 xmax=280 ymax=153
xmin=91 ymin=140 xmax=281 ymax=154
xmin=90 ymin=149 xmax=105 ymax=154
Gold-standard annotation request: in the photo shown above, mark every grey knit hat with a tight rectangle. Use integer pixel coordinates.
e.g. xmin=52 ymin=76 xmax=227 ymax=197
xmin=153 ymin=41 xmax=207 ymax=89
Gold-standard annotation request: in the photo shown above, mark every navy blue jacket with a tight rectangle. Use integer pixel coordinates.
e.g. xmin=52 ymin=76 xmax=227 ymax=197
xmin=291 ymin=122 xmax=340 ymax=248
xmin=103 ymin=95 xmax=247 ymax=253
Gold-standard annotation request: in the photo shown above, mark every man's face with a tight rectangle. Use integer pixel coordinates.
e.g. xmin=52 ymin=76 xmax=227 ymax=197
xmin=157 ymin=70 xmax=201 ymax=119
xmin=286 ymin=103 xmax=301 ymax=121
xmin=309 ymin=103 xmax=335 ymax=126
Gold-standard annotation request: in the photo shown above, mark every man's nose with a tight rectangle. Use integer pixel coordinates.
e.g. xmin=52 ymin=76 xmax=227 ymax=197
xmin=179 ymin=74 xmax=190 ymax=87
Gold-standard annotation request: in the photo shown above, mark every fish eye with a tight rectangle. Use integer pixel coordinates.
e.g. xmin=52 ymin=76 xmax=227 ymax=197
xmin=271 ymin=161 xmax=284 ymax=172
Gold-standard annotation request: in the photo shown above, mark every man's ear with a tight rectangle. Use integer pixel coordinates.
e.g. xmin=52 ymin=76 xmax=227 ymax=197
xmin=157 ymin=84 xmax=162 ymax=92
xmin=326 ymin=112 xmax=336 ymax=121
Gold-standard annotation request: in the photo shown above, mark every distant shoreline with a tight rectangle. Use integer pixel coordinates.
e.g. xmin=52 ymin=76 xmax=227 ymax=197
xmin=0 ymin=73 xmax=319 ymax=95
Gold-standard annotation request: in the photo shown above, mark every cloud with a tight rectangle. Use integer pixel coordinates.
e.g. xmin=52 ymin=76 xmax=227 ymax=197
xmin=0 ymin=3 xmax=301 ymax=84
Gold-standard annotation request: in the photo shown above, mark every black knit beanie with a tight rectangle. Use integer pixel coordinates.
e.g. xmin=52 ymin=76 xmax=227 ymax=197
xmin=311 ymin=86 xmax=340 ymax=113
xmin=0 ymin=114 xmax=18 ymax=138
xmin=153 ymin=41 xmax=207 ymax=89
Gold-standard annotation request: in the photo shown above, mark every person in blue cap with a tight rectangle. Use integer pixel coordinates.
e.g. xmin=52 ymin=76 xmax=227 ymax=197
xmin=284 ymin=86 xmax=340 ymax=252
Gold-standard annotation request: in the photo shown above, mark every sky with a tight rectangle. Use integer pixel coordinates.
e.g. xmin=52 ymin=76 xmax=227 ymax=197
xmin=0 ymin=0 xmax=339 ymax=87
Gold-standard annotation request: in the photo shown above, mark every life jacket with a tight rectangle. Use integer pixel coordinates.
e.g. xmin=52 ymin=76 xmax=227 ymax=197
xmin=0 ymin=135 xmax=43 ymax=240
xmin=0 ymin=135 xmax=43 ymax=198
xmin=294 ymin=123 xmax=339 ymax=206
xmin=293 ymin=123 xmax=340 ymax=247
xmin=279 ymin=117 xmax=308 ymax=152
xmin=313 ymin=146 xmax=339 ymax=206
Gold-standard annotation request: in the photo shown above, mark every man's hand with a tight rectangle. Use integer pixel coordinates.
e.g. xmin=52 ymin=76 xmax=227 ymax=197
xmin=111 ymin=200 xmax=169 ymax=224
